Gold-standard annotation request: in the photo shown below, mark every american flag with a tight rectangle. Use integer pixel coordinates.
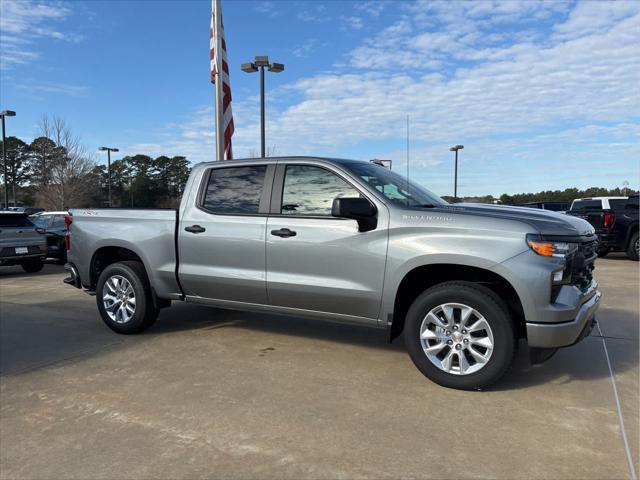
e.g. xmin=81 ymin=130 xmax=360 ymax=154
xmin=210 ymin=0 xmax=234 ymax=160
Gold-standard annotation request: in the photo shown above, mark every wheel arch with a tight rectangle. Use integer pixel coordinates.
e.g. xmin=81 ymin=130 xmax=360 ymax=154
xmin=90 ymin=246 xmax=171 ymax=309
xmin=90 ymin=246 xmax=147 ymax=288
xmin=388 ymin=263 xmax=526 ymax=343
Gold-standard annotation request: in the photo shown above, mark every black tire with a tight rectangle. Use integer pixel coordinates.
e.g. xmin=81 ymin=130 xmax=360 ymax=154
xmin=404 ymin=281 xmax=517 ymax=391
xmin=597 ymin=246 xmax=610 ymax=258
xmin=96 ymin=261 xmax=159 ymax=334
xmin=58 ymin=240 xmax=68 ymax=264
xmin=627 ymin=232 xmax=639 ymax=261
xmin=21 ymin=258 xmax=44 ymax=273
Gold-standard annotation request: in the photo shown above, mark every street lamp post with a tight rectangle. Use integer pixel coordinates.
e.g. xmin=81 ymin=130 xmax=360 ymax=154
xmin=98 ymin=146 xmax=119 ymax=207
xmin=449 ymin=145 xmax=464 ymax=200
xmin=1 ymin=110 xmax=16 ymax=209
xmin=241 ymin=56 xmax=284 ymax=158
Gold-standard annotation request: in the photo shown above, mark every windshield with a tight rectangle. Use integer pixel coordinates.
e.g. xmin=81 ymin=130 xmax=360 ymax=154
xmin=342 ymin=162 xmax=447 ymax=207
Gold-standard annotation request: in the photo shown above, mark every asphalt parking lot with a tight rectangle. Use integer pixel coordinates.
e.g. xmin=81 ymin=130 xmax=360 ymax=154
xmin=1 ymin=256 xmax=638 ymax=479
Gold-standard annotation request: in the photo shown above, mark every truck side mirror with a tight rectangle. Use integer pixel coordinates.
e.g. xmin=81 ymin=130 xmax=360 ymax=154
xmin=332 ymin=197 xmax=377 ymax=232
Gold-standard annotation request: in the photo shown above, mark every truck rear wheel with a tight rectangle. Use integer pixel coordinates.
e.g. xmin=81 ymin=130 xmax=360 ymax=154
xmin=404 ymin=281 xmax=516 ymax=390
xmin=96 ymin=261 xmax=159 ymax=334
xmin=627 ymin=232 xmax=639 ymax=261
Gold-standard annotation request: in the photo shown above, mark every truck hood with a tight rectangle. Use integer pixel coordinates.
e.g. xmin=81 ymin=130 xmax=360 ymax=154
xmin=435 ymin=203 xmax=595 ymax=237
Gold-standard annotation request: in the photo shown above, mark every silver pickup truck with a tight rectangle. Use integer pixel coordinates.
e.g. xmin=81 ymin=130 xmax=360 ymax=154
xmin=64 ymin=157 xmax=601 ymax=390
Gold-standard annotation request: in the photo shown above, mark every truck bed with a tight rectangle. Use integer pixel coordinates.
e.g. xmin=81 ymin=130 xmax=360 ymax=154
xmin=69 ymin=208 xmax=182 ymax=299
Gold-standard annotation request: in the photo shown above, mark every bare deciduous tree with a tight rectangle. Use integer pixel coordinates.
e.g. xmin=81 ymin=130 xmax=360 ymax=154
xmin=34 ymin=115 xmax=97 ymax=210
xmin=248 ymin=144 xmax=277 ymax=159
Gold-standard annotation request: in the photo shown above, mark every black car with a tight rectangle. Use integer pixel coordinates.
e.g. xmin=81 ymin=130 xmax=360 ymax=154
xmin=567 ymin=195 xmax=639 ymax=260
xmin=517 ymin=201 xmax=570 ymax=212
xmin=29 ymin=211 xmax=69 ymax=263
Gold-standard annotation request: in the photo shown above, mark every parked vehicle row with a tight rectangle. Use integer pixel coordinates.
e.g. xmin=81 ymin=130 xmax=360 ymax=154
xmin=30 ymin=211 xmax=70 ymax=263
xmin=64 ymin=157 xmax=601 ymax=390
xmin=567 ymin=195 xmax=638 ymax=261
xmin=0 ymin=212 xmax=47 ymax=272
xmin=0 ymin=209 xmax=72 ymax=273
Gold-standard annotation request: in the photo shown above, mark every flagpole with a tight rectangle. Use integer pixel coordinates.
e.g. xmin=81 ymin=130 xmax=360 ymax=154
xmin=214 ymin=0 xmax=225 ymax=161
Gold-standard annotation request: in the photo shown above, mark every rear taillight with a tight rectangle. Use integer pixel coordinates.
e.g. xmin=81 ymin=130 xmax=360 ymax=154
xmin=603 ymin=212 xmax=616 ymax=228
xmin=64 ymin=215 xmax=73 ymax=251
xmin=35 ymin=227 xmax=46 ymax=234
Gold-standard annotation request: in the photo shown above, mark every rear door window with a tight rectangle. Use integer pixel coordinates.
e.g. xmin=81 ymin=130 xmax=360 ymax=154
xmin=201 ymin=166 xmax=267 ymax=215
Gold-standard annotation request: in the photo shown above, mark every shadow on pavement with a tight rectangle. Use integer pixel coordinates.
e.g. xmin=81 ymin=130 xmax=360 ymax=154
xmin=601 ymin=252 xmax=635 ymax=261
xmin=2 ymin=293 xmax=637 ymax=391
xmin=150 ymin=302 xmax=638 ymax=390
xmin=0 ymin=263 xmax=65 ymax=279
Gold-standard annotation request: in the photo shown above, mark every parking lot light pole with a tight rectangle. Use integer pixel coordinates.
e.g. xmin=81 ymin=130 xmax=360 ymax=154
xmin=1 ymin=110 xmax=16 ymax=209
xmin=98 ymin=146 xmax=119 ymax=207
xmin=241 ymin=56 xmax=284 ymax=158
xmin=449 ymin=145 xmax=464 ymax=200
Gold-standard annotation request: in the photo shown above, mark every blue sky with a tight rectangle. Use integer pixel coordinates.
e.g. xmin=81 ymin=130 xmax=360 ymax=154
xmin=1 ymin=0 xmax=638 ymax=197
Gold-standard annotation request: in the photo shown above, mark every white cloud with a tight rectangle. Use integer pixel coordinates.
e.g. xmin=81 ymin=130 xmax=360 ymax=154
xmin=354 ymin=1 xmax=386 ymax=18
xmin=254 ymin=1 xmax=280 ymax=18
xmin=292 ymin=39 xmax=319 ymax=58
xmin=553 ymin=0 xmax=639 ymax=40
xmin=16 ymin=81 xmax=88 ymax=97
xmin=297 ymin=3 xmax=331 ymax=23
xmin=341 ymin=16 xmax=364 ymax=31
xmin=132 ymin=0 xmax=640 ymax=195
xmin=0 ymin=0 xmax=81 ymax=69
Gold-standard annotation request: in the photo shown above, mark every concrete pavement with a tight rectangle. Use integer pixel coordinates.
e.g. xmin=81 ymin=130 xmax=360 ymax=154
xmin=0 ymin=256 xmax=637 ymax=479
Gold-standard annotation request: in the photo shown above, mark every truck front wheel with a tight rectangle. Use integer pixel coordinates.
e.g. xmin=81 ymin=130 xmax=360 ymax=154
xmin=404 ymin=281 xmax=516 ymax=390
xmin=96 ymin=261 xmax=159 ymax=334
xmin=627 ymin=232 xmax=639 ymax=261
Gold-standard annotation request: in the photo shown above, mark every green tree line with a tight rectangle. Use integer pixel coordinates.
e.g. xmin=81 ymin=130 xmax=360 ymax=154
xmin=443 ymin=186 xmax=637 ymax=205
xmin=0 ymin=116 xmax=191 ymax=210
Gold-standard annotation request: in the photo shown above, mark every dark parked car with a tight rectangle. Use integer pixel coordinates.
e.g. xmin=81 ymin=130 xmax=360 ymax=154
xmin=0 ymin=212 xmax=47 ymax=272
xmin=567 ymin=195 xmax=639 ymax=260
xmin=517 ymin=201 xmax=570 ymax=212
xmin=30 ymin=211 xmax=70 ymax=263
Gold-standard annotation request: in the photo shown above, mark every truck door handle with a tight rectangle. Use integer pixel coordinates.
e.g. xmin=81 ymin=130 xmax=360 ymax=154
xmin=185 ymin=225 xmax=206 ymax=234
xmin=271 ymin=228 xmax=297 ymax=238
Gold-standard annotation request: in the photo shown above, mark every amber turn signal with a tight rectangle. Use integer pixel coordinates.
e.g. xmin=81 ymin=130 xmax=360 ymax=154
xmin=527 ymin=240 xmax=554 ymax=257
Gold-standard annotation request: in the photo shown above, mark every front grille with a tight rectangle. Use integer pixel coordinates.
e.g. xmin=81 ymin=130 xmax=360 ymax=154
xmin=0 ymin=246 xmax=43 ymax=257
xmin=570 ymin=240 xmax=597 ymax=291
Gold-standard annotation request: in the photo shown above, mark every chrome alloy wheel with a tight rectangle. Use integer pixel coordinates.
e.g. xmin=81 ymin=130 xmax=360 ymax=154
xmin=102 ymin=275 xmax=136 ymax=324
xmin=419 ymin=303 xmax=494 ymax=375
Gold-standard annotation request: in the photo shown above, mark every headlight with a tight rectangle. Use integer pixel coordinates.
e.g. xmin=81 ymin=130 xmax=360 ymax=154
xmin=526 ymin=234 xmax=578 ymax=258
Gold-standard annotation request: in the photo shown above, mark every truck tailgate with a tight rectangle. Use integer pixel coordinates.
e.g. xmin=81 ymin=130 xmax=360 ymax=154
xmin=68 ymin=208 xmax=181 ymax=298
xmin=567 ymin=210 xmax=605 ymax=230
